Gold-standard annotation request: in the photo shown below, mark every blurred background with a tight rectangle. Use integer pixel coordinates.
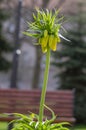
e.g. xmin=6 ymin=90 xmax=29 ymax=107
xmin=0 ymin=0 xmax=86 ymax=124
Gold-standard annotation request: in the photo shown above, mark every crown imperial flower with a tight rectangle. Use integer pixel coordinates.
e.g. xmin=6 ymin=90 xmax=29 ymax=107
xmin=24 ymin=9 xmax=63 ymax=53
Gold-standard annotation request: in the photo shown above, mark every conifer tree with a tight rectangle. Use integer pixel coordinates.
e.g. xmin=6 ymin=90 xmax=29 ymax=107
xmin=53 ymin=2 xmax=86 ymax=123
xmin=0 ymin=2 xmax=12 ymax=71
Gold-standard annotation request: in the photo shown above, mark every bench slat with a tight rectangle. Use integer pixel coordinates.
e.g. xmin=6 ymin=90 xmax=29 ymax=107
xmin=0 ymin=89 xmax=75 ymax=123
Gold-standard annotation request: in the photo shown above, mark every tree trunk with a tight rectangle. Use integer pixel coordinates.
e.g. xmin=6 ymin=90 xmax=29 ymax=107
xmin=32 ymin=46 xmax=42 ymax=89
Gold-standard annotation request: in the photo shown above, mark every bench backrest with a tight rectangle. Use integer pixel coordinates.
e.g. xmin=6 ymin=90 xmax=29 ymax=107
xmin=0 ymin=89 xmax=75 ymax=123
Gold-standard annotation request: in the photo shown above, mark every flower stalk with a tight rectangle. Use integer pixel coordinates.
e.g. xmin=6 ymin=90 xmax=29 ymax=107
xmin=39 ymin=48 xmax=50 ymax=122
xmin=23 ymin=9 xmax=64 ymax=122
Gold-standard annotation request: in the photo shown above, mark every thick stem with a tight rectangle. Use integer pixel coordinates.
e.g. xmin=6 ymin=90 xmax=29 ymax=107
xmin=39 ymin=48 xmax=50 ymax=122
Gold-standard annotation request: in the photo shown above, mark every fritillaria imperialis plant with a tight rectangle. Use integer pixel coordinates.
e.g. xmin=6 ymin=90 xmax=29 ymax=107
xmin=11 ymin=9 xmax=70 ymax=130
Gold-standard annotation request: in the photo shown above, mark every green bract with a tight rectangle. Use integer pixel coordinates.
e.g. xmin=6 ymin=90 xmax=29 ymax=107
xmin=24 ymin=9 xmax=63 ymax=53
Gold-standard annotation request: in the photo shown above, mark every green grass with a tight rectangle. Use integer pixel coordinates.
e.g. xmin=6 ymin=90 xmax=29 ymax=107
xmin=0 ymin=122 xmax=8 ymax=130
xmin=72 ymin=124 xmax=86 ymax=130
xmin=0 ymin=122 xmax=86 ymax=130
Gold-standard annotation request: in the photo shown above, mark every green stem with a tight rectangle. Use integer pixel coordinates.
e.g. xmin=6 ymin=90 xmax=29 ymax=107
xmin=39 ymin=48 xmax=50 ymax=122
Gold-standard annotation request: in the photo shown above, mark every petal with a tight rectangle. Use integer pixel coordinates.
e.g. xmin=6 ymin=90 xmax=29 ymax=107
xmin=41 ymin=45 xmax=47 ymax=53
xmin=49 ymin=36 xmax=57 ymax=51
xmin=51 ymin=41 xmax=57 ymax=51
xmin=49 ymin=35 xmax=54 ymax=47
xmin=41 ymin=37 xmax=48 ymax=47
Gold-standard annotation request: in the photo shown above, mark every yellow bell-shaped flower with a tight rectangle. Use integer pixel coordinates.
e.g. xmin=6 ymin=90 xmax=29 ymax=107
xmin=49 ymin=35 xmax=59 ymax=51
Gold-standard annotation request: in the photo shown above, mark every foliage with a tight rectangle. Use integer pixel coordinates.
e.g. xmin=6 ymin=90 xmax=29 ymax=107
xmin=52 ymin=2 xmax=86 ymax=123
xmin=1 ymin=122 xmax=86 ymax=130
xmin=0 ymin=6 xmax=12 ymax=71
xmin=10 ymin=112 xmax=70 ymax=130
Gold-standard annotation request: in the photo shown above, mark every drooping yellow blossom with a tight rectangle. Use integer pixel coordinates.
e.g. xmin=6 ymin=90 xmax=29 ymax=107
xmin=48 ymin=35 xmax=57 ymax=51
xmin=38 ymin=30 xmax=61 ymax=53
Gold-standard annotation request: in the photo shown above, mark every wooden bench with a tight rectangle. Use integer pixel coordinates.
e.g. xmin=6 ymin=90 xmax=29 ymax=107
xmin=0 ymin=89 xmax=75 ymax=125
